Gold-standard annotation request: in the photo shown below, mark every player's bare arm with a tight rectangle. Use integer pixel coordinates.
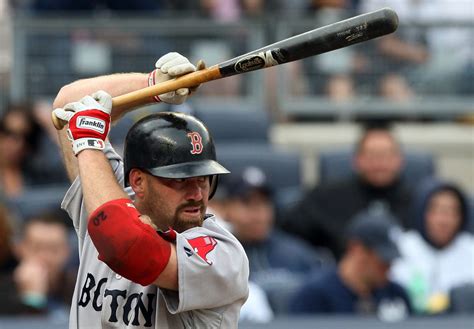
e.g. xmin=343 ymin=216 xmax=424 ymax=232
xmin=54 ymin=90 xmax=180 ymax=290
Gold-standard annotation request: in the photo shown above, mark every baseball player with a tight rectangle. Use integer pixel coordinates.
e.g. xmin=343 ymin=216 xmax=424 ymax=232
xmin=52 ymin=52 xmax=249 ymax=328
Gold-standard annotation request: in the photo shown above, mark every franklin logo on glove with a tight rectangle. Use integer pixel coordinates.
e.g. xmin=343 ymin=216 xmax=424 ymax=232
xmin=77 ymin=116 xmax=106 ymax=133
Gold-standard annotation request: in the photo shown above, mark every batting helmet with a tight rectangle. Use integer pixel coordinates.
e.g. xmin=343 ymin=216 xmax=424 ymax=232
xmin=123 ymin=112 xmax=229 ymax=198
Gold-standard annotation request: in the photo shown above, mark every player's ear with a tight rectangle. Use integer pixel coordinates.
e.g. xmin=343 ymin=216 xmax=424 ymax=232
xmin=129 ymin=169 xmax=146 ymax=197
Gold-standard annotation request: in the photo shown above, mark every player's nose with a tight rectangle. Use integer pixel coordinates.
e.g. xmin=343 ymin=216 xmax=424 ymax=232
xmin=184 ymin=178 xmax=204 ymax=201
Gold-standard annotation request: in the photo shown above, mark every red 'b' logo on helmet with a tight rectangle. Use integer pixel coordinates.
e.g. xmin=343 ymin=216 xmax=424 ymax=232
xmin=187 ymin=132 xmax=203 ymax=155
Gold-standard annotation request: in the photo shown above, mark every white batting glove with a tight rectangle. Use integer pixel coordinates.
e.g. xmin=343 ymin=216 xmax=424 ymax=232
xmin=148 ymin=52 xmax=196 ymax=104
xmin=53 ymin=90 xmax=112 ymax=155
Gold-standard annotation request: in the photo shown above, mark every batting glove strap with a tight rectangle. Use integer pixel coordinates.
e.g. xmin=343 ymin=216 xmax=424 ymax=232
xmin=72 ymin=138 xmax=106 ymax=155
xmin=147 ymin=69 xmax=162 ymax=103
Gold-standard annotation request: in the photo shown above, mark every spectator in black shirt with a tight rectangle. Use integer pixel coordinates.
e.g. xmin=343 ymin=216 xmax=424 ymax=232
xmin=281 ymin=124 xmax=412 ymax=259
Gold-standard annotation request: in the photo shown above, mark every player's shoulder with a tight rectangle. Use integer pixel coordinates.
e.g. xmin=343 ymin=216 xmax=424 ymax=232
xmin=203 ymin=213 xmax=233 ymax=231
xmin=201 ymin=214 xmax=234 ymax=237
xmin=183 ymin=214 xmax=243 ymax=248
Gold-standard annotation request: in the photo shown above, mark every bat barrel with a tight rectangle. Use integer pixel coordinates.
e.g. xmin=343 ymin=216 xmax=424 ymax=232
xmin=218 ymin=7 xmax=398 ymax=77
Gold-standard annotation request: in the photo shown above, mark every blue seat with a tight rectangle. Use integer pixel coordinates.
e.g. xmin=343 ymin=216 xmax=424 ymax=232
xmin=216 ymin=143 xmax=302 ymax=212
xmin=192 ymin=105 xmax=270 ymax=144
xmin=8 ymin=184 xmax=69 ymax=222
xmin=450 ymin=283 xmax=474 ymax=313
xmin=469 ymin=198 xmax=474 ymax=233
xmin=318 ymin=149 xmax=435 ymax=186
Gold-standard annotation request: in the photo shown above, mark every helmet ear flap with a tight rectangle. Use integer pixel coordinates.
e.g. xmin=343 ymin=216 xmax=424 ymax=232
xmin=209 ymin=175 xmax=219 ymax=200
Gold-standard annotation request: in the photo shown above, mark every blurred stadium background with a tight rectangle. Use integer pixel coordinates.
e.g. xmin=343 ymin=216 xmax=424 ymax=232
xmin=0 ymin=0 xmax=472 ymax=328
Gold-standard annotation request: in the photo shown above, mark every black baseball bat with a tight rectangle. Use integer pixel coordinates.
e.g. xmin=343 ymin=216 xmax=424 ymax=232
xmin=218 ymin=7 xmax=398 ymax=76
xmin=53 ymin=7 xmax=398 ymax=129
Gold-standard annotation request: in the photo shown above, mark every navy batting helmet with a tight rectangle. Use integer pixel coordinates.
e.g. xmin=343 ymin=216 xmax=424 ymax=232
xmin=123 ymin=112 xmax=229 ymax=198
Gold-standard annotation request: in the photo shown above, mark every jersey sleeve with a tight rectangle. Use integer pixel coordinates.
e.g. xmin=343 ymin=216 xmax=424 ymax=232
xmin=160 ymin=218 xmax=249 ymax=313
xmin=60 ymin=142 xmax=126 ymax=252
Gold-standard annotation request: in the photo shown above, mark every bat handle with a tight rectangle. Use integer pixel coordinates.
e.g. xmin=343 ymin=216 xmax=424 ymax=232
xmin=51 ymin=66 xmax=222 ymax=130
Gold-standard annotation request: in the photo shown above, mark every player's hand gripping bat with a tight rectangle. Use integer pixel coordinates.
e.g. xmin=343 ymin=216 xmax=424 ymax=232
xmin=52 ymin=7 xmax=398 ymax=130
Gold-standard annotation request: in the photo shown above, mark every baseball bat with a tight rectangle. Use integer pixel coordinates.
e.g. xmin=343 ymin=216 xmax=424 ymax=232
xmin=52 ymin=7 xmax=398 ymax=130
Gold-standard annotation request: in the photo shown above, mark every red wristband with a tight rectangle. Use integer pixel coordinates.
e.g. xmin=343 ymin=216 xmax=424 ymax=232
xmin=148 ymin=69 xmax=162 ymax=103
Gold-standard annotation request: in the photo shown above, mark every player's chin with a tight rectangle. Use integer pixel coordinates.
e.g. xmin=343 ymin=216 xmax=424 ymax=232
xmin=175 ymin=208 xmax=205 ymax=231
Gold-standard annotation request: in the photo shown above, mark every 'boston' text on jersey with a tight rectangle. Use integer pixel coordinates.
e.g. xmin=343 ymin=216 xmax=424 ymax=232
xmin=78 ymin=272 xmax=155 ymax=327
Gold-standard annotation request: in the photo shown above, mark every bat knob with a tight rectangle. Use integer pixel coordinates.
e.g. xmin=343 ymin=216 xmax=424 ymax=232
xmin=51 ymin=111 xmax=67 ymax=130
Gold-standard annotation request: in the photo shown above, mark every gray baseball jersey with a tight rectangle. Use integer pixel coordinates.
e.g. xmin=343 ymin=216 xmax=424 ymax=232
xmin=62 ymin=143 xmax=249 ymax=328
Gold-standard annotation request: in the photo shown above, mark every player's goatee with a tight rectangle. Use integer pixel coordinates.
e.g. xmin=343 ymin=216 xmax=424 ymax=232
xmin=173 ymin=201 xmax=206 ymax=232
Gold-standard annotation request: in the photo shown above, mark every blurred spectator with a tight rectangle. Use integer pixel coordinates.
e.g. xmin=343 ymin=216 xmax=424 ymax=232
xmin=0 ymin=0 xmax=12 ymax=105
xmin=216 ymin=166 xmax=334 ymax=313
xmin=30 ymin=0 xmax=163 ymax=12
xmin=12 ymin=210 xmax=76 ymax=315
xmin=360 ymin=0 xmax=473 ymax=98
xmin=359 ymin=0 xmax=429 ymax=101
xmin=280 ymin=124 xmax=413 ymax=259
xmin=0 ymin=201 xmax=17 ymax=273
xmin=308 ymin=1 xmax=359 ymax=102
xmin=199 ymin=0 xmax=266 ymax=22
xmin=0 ymin=103 xmax=42 ymax=198
xmin=289 ymin=211 xmax=411 ymax=322
xmin=30 ymin=99 xmax=68 ymax=178
xmin=239 ymin=281 xmax=274 ymax=323
xmin=271 ymin=0 xmax=309 ymax=17
xmin=390 ymin=179 xmax=474 ymax=314
xmin=411 ymin=0 xmax=473 ymax=95
xmin=0 ymin=201 xmax=45 ymax=314
xmin=209 ymin=192 xmax=274 ymax=323
xmin=0 ymin=103 xmax=67 ymax=199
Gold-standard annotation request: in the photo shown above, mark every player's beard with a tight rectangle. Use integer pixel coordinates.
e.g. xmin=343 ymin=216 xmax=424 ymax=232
xmin=171 ymin=201 xmax=206 ymax=232
xmin=139 ymin=195 xmax=206 ymax=233
xmin=137 ymin=176 xmax=208 ymax=232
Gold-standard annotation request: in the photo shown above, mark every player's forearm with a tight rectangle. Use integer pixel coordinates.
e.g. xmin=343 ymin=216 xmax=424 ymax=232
xmin=77 ymin=150 xmax=128 ymax=214
xmin=53 ymin=73 xmax=153 ymax=182
xmin=58 ymin=128 xmax=79 ymax=182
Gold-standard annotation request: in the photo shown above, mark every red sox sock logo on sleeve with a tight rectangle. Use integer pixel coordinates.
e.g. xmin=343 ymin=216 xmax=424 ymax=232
xmin=185 ymin=236 xmax=217 ymax=265
xmin=187 ymin=132 xmax=203 ymax=155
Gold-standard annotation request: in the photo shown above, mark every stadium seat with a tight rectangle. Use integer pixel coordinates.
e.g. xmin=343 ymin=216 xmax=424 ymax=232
xmin=450 ymin=283 xmax=474 ymax=313
xmin=318 ymin=149 xmax=435 ymax=185
xmin=215 ymin=143 xmax=302 ymax=213
xmin=469 ymin=198 xmax=474 ymax=233
xmin=8 ymin=185 xmax=69 ymax=221
xmin=192 ymin=105 xmax=270 ymax=144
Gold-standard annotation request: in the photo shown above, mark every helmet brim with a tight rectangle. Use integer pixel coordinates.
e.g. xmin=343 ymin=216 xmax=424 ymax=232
xmin=147 ymin=160 xmax=230 ymax=179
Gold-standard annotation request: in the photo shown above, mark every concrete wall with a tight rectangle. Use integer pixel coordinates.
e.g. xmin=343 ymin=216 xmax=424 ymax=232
xmin=270 ymin=123 xmax=474 ymax=195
